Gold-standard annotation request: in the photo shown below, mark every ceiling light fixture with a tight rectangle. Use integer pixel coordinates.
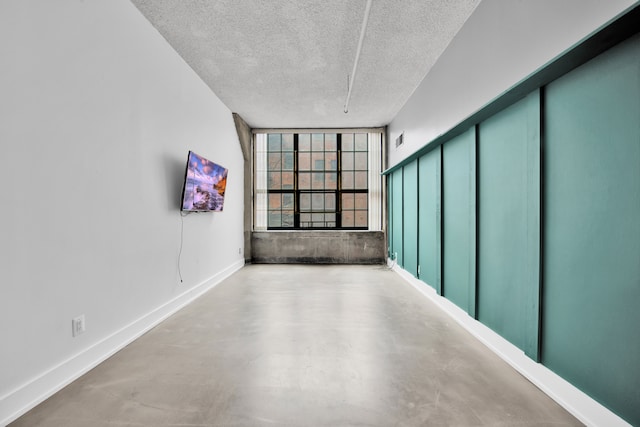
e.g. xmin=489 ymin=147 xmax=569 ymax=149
xmin=344 ymin=0 xmax=373 ymax=114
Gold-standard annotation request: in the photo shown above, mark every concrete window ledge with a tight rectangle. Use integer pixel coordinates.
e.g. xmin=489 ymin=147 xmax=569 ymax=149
xmin=251 ymin=231 xmax=385 ymax=264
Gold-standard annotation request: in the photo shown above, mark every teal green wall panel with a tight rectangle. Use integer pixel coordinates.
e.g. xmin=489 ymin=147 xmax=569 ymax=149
xmin=383 ymin=13 xmax=640 ymax=424
xmin=418 ymin=147 xmax=442 ymax=293
xmin=543 ymin=35 xmax=640 ymax=425
xmin=524 ymin=90 xmax=541 ymax=361
xmin=443 ymin=127 xmax=476 ymax=314
xmin=391 ymin=170 xmax=404 ymax=266
xmin=477 ymin=91 xmax=541 ymax=360
xmin=403 ymin=161 xmax=419 ymax=276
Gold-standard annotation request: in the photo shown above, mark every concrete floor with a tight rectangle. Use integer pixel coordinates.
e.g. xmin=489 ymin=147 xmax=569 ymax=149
xmin=10 ymin=265 xmax=582 ymax=426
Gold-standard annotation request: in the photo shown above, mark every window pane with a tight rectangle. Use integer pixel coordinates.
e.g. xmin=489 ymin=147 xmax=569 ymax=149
xmin=342 ymin=171 xmax=354 ymax=189
xmin=312 ymin=213 xmax=324 ymax=223
xmin=342 ymin=193 xmax=354 ymax=209
xmin=299 ymin=134 xmax=310 ymax=151
xmin=268 ymin=212 xmax=281 ymax=227
xmin=355 ymin=152 xmax=367 ymax=170
xmin=269 ymin=193 xmax=281 ymax=209
xmin=282 ymin=212 xmax=294 ymax=227
xmin=268 ymin=172 xmax=281 ymax=189
xmin=300 ymin=213 xmax=311 ymax=225
xmin=325 ymin=134 xmax=337 ymax=150
xmin=283 ymin=194 xmax=294 ymax=209
xmin=299 ymin=152 xmax=311 ymax=170
xmin=312 ymin=133 xmax=324 ymax=151
xmin=325 ymin=172 xmax=337 ymax=189
xmin=355 ymin=171 xmax=367 ymax=189
xmin=300 ymin=193 xmax=311 ymax=210
xmin=355 ymin=133 xmax=367 ymax=151
xmin=342 ymin=152 xmax=354 ymax=170
xmin=326 ymin=152 xmax=337 ymax=170
xmin=355 ymin=211 xmax=367 ymax=227
xmin=312 ymin=152 xmax=324 ymax=170
xmin=355 ymin=193 xmax=367 ymax=209
xmin=283 ymin=152 xmax=294 ymax=170
xmin=342 ymin=211 xmax=354 ymax=227
xmin=312 ymin=172 xmax=324 ymax=189
xmin=282 ymin=172 xmax=294 ymax=189
xmin=311 ymin=193 xmax=324 ymax=210
xmin=268 ymin=153 xmax=281 ymax=170
xmin=282 ymin=133 xmax=294 ymax=151
xmin=342 ymin=133 xmax=354 ymax=151
xmin=299 ymin=172 xmax=311 ymax=189
xmin=268 ymin=134 xmax=281 ymax=151
xmin=325 ymin=194 xmax=336 ymax=210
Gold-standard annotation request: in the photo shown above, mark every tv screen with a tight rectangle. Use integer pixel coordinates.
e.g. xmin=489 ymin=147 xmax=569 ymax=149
xmin=180 ymin=151 xmax=228 ymax=212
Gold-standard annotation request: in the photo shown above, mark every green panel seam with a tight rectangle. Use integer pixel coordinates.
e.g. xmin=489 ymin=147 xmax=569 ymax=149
xmin=400 ymin=168 xmax=404 ymax=267
xmin=469 ymin=126 xmax=478 ymax=318
xmin=387 ymin=174 xmax=393 ymax=258
xmin=436 ymin=146 xmax=443 ymax=295
xmin=416 ymin=159 xmax=421 ymax=280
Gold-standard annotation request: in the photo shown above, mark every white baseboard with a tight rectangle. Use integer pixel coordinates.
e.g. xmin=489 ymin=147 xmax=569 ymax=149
xmin=0 ymin=259 xmax=244 ymax=426
xmin=390 ymin=262 xmax=631 ymax=427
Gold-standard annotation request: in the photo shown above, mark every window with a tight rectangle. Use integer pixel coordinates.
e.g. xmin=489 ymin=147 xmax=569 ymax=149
xmin=255 ymin=131 xmax=380 ymax=230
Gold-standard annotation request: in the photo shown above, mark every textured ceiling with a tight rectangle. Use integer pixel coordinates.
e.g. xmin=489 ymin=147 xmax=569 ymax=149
xmin=131 ymin=0 xmax=480 ymax=128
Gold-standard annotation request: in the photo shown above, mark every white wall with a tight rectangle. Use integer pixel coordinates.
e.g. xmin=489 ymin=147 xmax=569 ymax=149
xmin=0 ymin=0 xmax=245 ymax=422
xmin=387 ymin=0 xmax=639 ymax=168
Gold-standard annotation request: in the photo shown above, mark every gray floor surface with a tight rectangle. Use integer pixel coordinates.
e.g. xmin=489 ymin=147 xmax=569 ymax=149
xmin=10 ymin=264 xmax=582 ymax=426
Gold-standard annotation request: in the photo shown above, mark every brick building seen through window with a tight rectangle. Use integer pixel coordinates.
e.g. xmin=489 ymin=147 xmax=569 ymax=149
xmin=261 ymin=132 xmax=369 ymax=230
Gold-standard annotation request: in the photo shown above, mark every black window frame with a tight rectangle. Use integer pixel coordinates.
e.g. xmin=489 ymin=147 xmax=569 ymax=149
xmin=265 ymin=132 xmax=368 ymax=230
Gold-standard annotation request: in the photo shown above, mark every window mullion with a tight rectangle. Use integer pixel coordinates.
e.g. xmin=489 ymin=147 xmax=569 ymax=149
xmin=336 ymin=133 xmax=342 ymax=228
xmin=294 ymin=133 xmax=300 ymax=228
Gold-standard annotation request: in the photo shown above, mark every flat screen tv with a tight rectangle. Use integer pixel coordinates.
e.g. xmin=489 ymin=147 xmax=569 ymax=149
xmin=180 ymin=151 xmax=228 ymax=212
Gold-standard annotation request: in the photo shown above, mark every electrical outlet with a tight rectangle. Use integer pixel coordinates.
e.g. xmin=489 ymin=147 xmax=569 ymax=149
xmin=72 ymin=315 xmax=86 ymax=337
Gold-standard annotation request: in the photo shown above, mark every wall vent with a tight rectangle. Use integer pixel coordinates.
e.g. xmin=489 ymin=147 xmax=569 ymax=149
xmin=395 ymin=132 xmax=404 ymax=148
